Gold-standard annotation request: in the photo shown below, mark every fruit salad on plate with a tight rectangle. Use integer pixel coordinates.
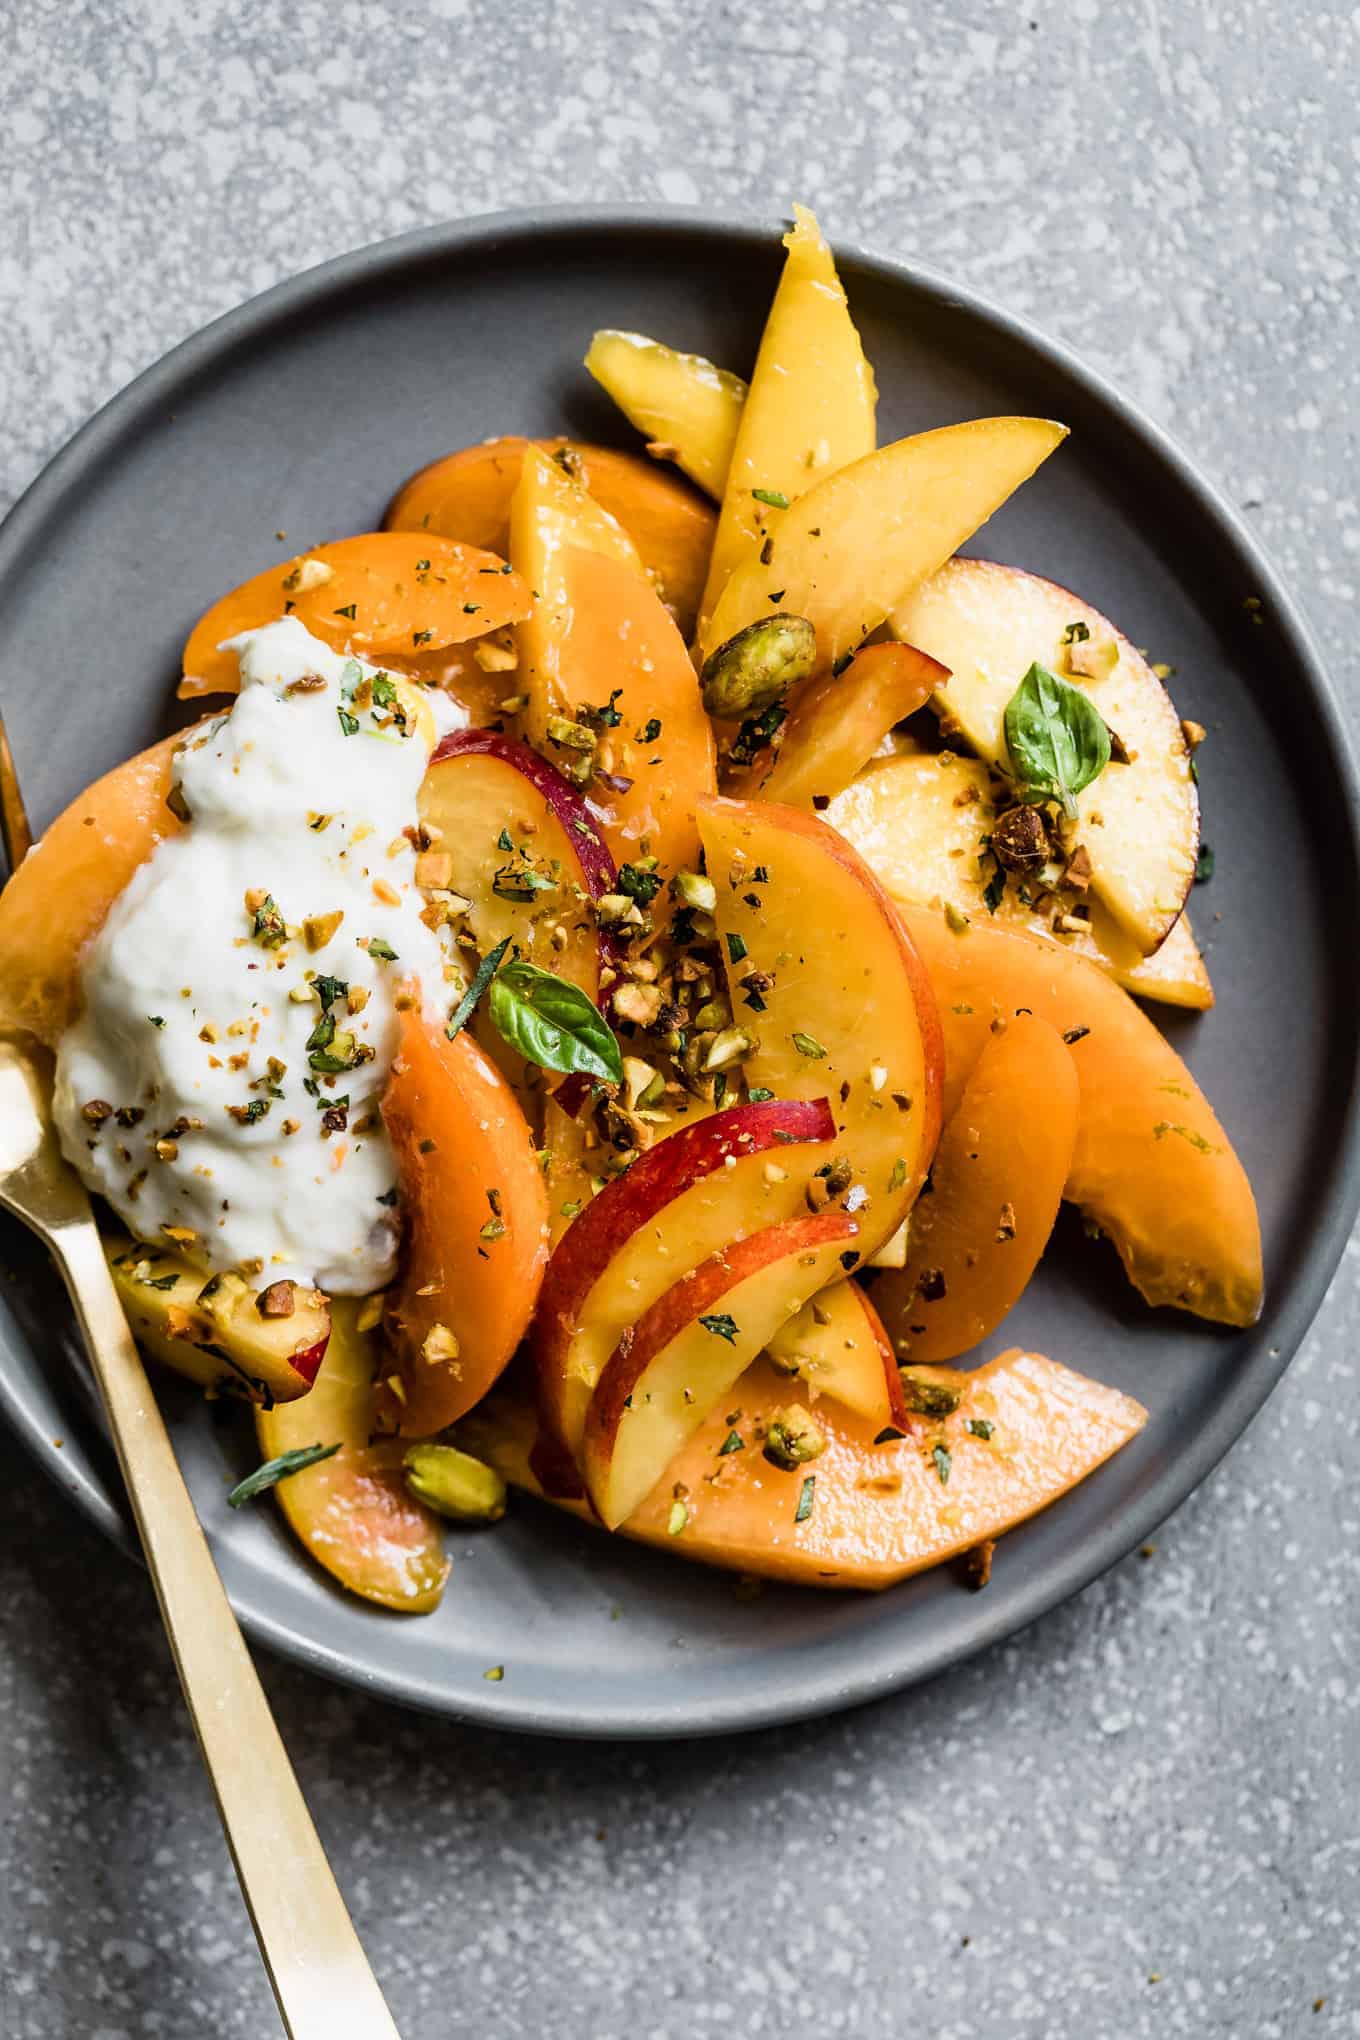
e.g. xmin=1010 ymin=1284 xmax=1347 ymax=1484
xmin=0 ymin=206 xmax=1261 ymax=1616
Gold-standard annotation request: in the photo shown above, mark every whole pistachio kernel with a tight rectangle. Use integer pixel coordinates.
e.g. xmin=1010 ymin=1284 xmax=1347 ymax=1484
xmin=897 ymin=1368 xmax=963 ymax=1417
xmin=403 ymin=1443 xmax=506 ymax=1523
xmin=700 ymin=613 xmax=817 ymax=720
xmin=762 ymin=1403 xmax=827 ymax=1470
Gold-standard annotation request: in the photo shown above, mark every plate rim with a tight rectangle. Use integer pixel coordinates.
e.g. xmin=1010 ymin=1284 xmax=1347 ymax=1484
xmin=2 ymin=202 xmax=1357 ymax=1738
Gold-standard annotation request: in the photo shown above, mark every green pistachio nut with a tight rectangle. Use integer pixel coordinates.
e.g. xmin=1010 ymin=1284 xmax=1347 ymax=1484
xmin=700 ymin=613 xmax=817 ymax=721
xmin=762 ymin=1403 xmax=827 ymax=1470
xmin=403 ymin=1443 xmax=507 ymax=1523
xmin=896 ymin=1368 xmax=963 ymax=1417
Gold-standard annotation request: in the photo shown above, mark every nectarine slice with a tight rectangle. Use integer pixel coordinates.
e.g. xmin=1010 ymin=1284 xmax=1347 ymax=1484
xmin=584 ymin=330 xmax=747 ymax=498
xmin=379 ymin=1010 xmax=549 ymax=1435
xmin=699 ymin=205 xmax=877 ymax=629
xmin=902 ymin=904 xmax=1262 ymax=1326
xmin=256 ymin=1299 xmax=450 ymax=1613
xmin=766 ymin=1277 xmax=907 ymax=1429
xmin=509 ymin=445 xmax=716 ymax=875
xmin=386 ymin=435 xmax=716 ymax=636
xmin=697 ymin=417 xmax=1067 ymax=672
xmin=533 ymin=1097 xmax=838 ymax=1471
xmin=872 ymin=1015 xmax=1079 ymax=1363
xmin=755 ymin=642 xmax=945 ymax=807
xmin=892 ymin=557 xmax=1199 ymax=954
xmin=698 ymin=794 xmax=944 ymax=1261
xmin=582 ymin=1210 xmax=861 ymax=1528
xmin=107 ymin=1232 xmax=329 ymax=1405
xmin=464 ymin=1348 xmax=1148 ymax=1590
xmin=179 ymin=532 xmax=531 ymax=697
xmin=0 ymin=727 xmax=188 ymax=1044
xmin=826 ymin=751 xmax=1214 ymax=1011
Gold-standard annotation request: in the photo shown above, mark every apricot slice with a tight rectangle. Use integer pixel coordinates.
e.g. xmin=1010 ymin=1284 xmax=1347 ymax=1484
xmin=697 ymin=417 xmax=1067 ymax=672
xmin=179 ymin=532 xmax=531 ymax=697
xmin=872 ymin=1015 xmax=1079 ymax=1363
xmin=386 ymin=435 xmax=716 ymax=636
xmin=755 ymin=642 xmax=945 ymax=807
xmin=462 ymin=1349 xmax=1148 ymax=1590
xmin=509 ymin=445 xmax=716 ymax=875
xmin=698 ymin=795 xmax=944 ymax=1262
xmin=533 ymin=1097 xmax=838 ymax=1473
xmin=826 ymin=751 xmax=1214 ymax=1011
xmin=378 ymin=1010 xmax=549 ymax=1435
xmin=584 ymin=330 xmax=747 ymax=498
xmin=892 ymin=558 xmax=1199 ymax=954
xmin=766 ymin=1277 xmax=907 ymax=1429
xmin=901 ymin=904 xmax=1262 ymax=1326
xmin=0 ymin=728 xmax=187 ymax=1044
xmin=582 ymin=1210 xmax=860 ymax=1528
xmin=699 ymin=205 xmax=877 ymax=629
xmin=256 ymin=1298 xmax=449 ymax=1613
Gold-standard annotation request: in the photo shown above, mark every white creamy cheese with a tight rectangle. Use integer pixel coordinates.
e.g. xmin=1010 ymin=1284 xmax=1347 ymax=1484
xmin=53 ymin=619 xmax=455 ymax=1293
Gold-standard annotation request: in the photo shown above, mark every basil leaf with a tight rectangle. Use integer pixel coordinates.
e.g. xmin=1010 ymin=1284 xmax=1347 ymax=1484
xmin=228 ymin=1442 xmax=341 ymax=1507
xmin=488 ymin=960 xmax=623 ymax=1083
xmin=1002 ymin=662 xmax=1110 ymax=821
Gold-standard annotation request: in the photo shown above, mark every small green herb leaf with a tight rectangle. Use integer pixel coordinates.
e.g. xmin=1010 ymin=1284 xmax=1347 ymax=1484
xmin=753 ymin=488 xmax=789 ymax=509
xmin=932 ymin=1443 xmax=952 ymax=1486
xmin=718 ymin=1429 xmax=745 ymax=1456
xmin=446 ymin=936 xmax=511 ymax=1041
xmin=748 ymin=1086 xmax=775 ymax=1104
xmin=966 ymin=1418 xmax=994 ymax=1440
xmin=698 ymin=1313 xmax=739 ymax=1343
xmin=1003 ymin=662 xmax=1110 ymax=820
xmin=1195 ymin=842 xmax=1215 ymax=884
xmin=488 ymin=961 xmax=623 ymax=1082
xmin=794 ymin=1474 xmax=816 ymax=1523
xmin=228 ymin=1442 xmax=341 ymax=1508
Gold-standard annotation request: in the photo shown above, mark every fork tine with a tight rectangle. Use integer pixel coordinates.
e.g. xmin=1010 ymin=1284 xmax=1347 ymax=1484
xmin=0 ymin=710 xmax=34 ymax=871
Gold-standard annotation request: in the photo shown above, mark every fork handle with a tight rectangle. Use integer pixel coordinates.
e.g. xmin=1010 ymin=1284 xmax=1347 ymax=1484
xmin=54 ymin=1223 xmax=402 ymax=2040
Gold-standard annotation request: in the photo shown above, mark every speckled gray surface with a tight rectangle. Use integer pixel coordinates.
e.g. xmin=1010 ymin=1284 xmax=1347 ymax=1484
xmin=2 ymin=2 xmax=1358 ymax=2034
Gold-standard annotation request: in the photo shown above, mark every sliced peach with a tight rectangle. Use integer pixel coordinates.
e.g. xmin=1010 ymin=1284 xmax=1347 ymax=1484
xmin=256 ymin=1298 xmax=449 ymax=1613
xmin=379 ymin=1010 xmax=549 ymax=1434
xmin=700 ymin=205 xmax=877 ymax=628
xmin=872 ymin=1014 xmax=1079 ymax=1363
xmin=107 ymin=1232 xmax=329 ymax=1405
xmin=754 ymin=642 xmax=945 ymax=807
xmin=698 ymin=795 xmax=944 ymax=1261
xmin=697 ymin=417 xmax=1067 ymax=672
xmin=827 ymin=751 xmax=1214 ymax=1011
xmin=179 ymin=533 xmax=531 ymax=697
xmin=533 ymin=1097 xmax=838 ymax=1473
xmin=509 ymin=445 xmax=716 ymax=873
xmin=584 ymin=330 xmax=747 ymax=498
xmin=464 ymin=1348 xmax=1148 ymax=1589
xmin=901 ymin=904 xmax=1262 ymax=1326
xmin=0 ymin=728 xmax=189 ymax=1044
xmin=385 ymin=435 xmax=716 ymax=636
xmin=766 ymin=1277 xmax=907 ymax=1429
xmin=892 ymin=558 xmax=1199 ymax=953
xmin=582 ymin=1210 xmax=860 ymax=1528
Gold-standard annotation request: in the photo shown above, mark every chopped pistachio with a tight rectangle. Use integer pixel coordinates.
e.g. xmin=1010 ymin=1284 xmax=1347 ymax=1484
xmin=303 ymin=909 xmax=345 ymax=953
xmin=671 ymin=870 xmax=717 ymax=913
xmin=700 ymin=612 xmax=817 ymax=719
xmin=420 ymin=1322 xmax=461 ymax=1366
xmin=702 ymin=1026 xmax=757 ymax=1072
xmin=403 ymin=1443 xmax=506 ymax=1522
xmin=762 ymin=1404 xmax=827 ymax=1470
xmin=281 ymin=556 xmax=335 ymax=594
xmin=897 ymin=1368 xmax=962 ymax=1416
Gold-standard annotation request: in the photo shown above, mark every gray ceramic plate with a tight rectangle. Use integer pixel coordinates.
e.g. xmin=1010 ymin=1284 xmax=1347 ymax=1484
xmin=1 ymin=208 xmax=1357 ymax=1738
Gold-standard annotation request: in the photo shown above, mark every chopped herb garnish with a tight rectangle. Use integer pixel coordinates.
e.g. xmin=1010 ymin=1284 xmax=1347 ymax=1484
xmin=794 ymin=1475 xmax=816 ymax=1523
xmin=337 ymin=707 xmax=360 ymax=737
xmin=227 ymin=1442 xmax=341 ymax=1507
xmin=312 ymin=974 xmax=347 ymax=1012
xmin=749 ymin=1087 xmax=774 ymax=1104
xmin=932 ymin=1443 xmax=952 ymax=1486
xmin=726 ymin=932 xmax=748 ymax=965
xmin=889 ymin=1158 xmax=908 ymax=1191
xmin=584 ymin=688 xmax=623 ymax=728
xmin=873 ymin=1425 xmax=907 ymax=1445
xmin=718 ymin=1430 xmax=745 ymax=1456
xmin=462 ymin=601 xmax=481 ymax=615
xmin=148 ymin=1015 xmax=166 ymax=1029
xmin=753 ymin=488 xmax=789 ymax=509
xmin=831 ymin=649 xmax=854 ymax=678
xmin=1062 ymin=620 xmax=1091 ymax=645
xmin=251 ymin=894 xmax=287 ymax=947
xmin=377 ymin=1186 xmax=399 ymax=1206
xmin=791 ymin=1031 xmax=825 ymax=1059
xmin=446 ymin=936 xmax=511 ymax=1041
xmin=497 ymin=828 xmax=514 ymax=852
xmin=698 ymin=1313 xmax=739 ymax=1343
xmin=1195 ymin=842 xmax=1215 ymax=884
xmin=636 ymin=716 xmax=663 ymax=743
xmin=371 ymin=675 xmax=398 ymax=708
xmin=966 ymin=1418 xmax=995 ymax=1440
xmin=333 ymin=602 xmax=358 ymax=620
xmin=617 ymin=862 xmax=663 ymax=907
xmin=1062 ymin=1025 xmax=1090 ymax=1045
xmin=143 ymin=1272 xmax=180 ymax=1292
xmin=983 ymin=861 xmax=1007 ymax=914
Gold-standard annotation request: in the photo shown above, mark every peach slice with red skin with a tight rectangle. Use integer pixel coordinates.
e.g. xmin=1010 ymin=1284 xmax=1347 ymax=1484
xmin=386 ymin=434 xmax=716 ymax=635
xmin=901 ymin=904 xmax=1262 ymax=1326
xmin=379 ymin=1009 xmax=549 ymax=1435
xmin=766 ymin=1276 xmax=908 ymax=1429
xmin=533 ymin=1096 xmax=838 ymax=1481
xmin=697 ymin=794 xmax=944 ymax=1262
xmin=582 ymin=1209 xmax=861 ymax=1529
xmin=257 ymin=1299 xmax=449 ymax=1613
xmin=419 ymin=727 xmax=618 ymax=998
xmin=509 ymin=445 xmax=717 ymax=877
xmin=872 ymin=1014 xmax=1080 ymax=1364
xmin=179 ymin=532 xmax=531 ymax=697
xmin=754 ymin=641 xmax=945 ymax=808
xmin=0 ymin=728 xmax=191 ymax=1045
xmin=466 ymin=1348 xmax=1148 ymax=1589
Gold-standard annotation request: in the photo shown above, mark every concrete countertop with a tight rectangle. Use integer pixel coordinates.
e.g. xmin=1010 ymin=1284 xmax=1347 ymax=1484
xmin=1 ymin=2 xmax=1356 ymax=2034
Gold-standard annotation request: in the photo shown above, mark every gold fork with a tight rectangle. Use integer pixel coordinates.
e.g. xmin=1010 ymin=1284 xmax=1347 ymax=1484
xmin=0 ymin=713 xmax=402 ymax=2040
